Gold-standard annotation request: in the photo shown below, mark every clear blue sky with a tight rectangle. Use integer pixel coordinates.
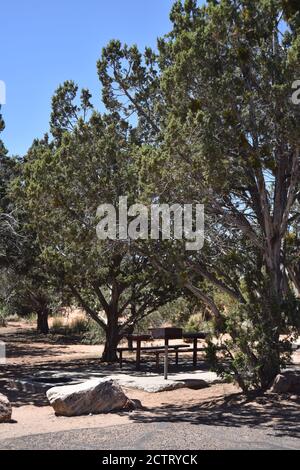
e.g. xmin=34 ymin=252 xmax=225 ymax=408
xmin=1 ymin=0 xmax=174 ymax=156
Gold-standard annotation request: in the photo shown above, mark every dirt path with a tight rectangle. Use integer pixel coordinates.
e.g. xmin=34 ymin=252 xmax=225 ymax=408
xmin=0 ymin=321 xmax=103 ymax=366
xmin=1 ymin=322 xmax=300 ymax=449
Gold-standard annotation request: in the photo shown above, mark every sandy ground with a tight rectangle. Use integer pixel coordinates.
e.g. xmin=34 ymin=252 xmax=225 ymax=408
xmin=0 ymin=383 xmax=238 ymax=441
xmin=0 ymin=321 xmax=300 ymax=448
xmin=0 ymin=321 xmax=103 ymax=366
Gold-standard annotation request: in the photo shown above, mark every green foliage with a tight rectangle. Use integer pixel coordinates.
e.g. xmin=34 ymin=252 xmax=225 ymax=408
xmin=82 ymin=320 xmax=106 ymax=345
xmin=0 ymin=304 xmax=22 ymax=325
xmin=2 ymin=1 xmax=299 ymax=383
xmin=0 ymin=110 xmax=21 ymax=269
xmin=184 ymin=315 xmax=213 ymax=334
xmin=51 ymin=316 xmax=88 ymax=336
xmin=0 ymin=305 xmax=7 ymax=326
xmin=17 ymin=83 xmax=178 ymax=360
xmin=97 ymin=40 xmax=160 ymax=142
xmin=50 ymin=316 xmax=105 ymax=345
xmin=206 ymin=283 xmax=300 ymax=392
xmin=152 ymin=0 xmax=300 ymax=390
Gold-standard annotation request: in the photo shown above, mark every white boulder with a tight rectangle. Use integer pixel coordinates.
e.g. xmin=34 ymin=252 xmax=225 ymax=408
xmin=46 ymin=379 xmax=135 ymax=417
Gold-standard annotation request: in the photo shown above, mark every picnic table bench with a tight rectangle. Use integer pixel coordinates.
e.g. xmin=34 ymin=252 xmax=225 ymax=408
xmin=117 ymin=343 xmax=191 ymax=369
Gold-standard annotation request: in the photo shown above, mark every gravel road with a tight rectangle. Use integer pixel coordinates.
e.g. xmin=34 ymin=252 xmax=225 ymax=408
xmin=0 ymin=422 xmax=299 ymax=450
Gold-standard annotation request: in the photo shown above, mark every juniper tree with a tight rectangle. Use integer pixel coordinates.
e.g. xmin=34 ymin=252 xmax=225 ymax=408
xmin=17 ymin=82 xmax=178 ymax=361
xmin=98 ymin=0 xmax=300 ymax=389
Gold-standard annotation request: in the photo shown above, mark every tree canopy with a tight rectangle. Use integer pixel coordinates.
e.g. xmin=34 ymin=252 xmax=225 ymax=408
xmin=97 ymin=0 xmax=300 ymax=388
xmin=17 ymin=83 xmax=179 ymax=360
xmin=2 ymin=1 xmax=300 ymax=389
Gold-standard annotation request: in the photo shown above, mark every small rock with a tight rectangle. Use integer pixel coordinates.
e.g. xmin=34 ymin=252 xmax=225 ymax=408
xmin=184 ymin=379 xmax=209 ymax=390
xmin=46 ymin=379 xmax=137 ymax=417
xmin=271 ymin=372 xmax=300 ymax=394
xmin=124 ymin=398 xmax=143 ymax=411
xmin=0 ymin=393 xmax=12 ymax=423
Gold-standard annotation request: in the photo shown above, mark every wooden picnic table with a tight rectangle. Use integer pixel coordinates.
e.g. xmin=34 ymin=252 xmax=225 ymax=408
xmin=124 ymin=334 xmax=188 ymax=372
xmin=123 ymin=330 xmax=208 ymax=377
xmin=126 ymin=334 xmax=151 ymax=370
xmin=149 ymin=328 xmax=183 ymax=380
xmin=127 ymin=334 xmax=151 ymax=351
xmin=183 ymin=332 xmax=208 ymax=367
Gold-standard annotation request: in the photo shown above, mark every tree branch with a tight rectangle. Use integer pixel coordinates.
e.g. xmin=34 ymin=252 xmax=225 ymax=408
xmin=69 ymin=285 xmax=107 ymax=330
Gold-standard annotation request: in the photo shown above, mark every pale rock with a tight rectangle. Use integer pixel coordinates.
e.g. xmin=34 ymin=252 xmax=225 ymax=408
xmin=271 ymin=372 xmax=300 ymax=394
xmin=47 ymin=379 xmax=136 ymax=417
xmin=0 ymin=393 xmax=12 ymax=422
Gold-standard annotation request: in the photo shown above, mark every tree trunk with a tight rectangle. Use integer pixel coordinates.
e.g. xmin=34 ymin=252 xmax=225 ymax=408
xmin=101 ymin=311 xmax=120 ymax=363
xmin=260 ymin=237 xmax=283 ymax=389
xmin=259 ymin=341 xmax=281 ymax=390
xmin=288 ymin=265 xmax=300 ymax=298
xmin=37 ymin=308 xmax=49 ymax=335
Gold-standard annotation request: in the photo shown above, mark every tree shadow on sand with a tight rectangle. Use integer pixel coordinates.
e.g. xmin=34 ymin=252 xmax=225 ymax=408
xmin=129 ymin=392 xmax=300 ymax=439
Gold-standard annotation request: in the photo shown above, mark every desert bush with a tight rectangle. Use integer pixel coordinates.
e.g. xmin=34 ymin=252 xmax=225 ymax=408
xmin=51 ymin=316 xmax=65 ymax=333
xmin=134 ymin=310 xmax=166 ymax=334
xmin=24 ymin=312 xmax=37 ymax=323
xmin=184 ymin=314 xmax=214 ymax=334
xmin=133 ymin=297 xmax=212 ymax=334
xmin=206 ymin=291 xmax=300 ymax=392
xmin=51 ymin=316 xmax=88 ymax=336
xmin=154 ymin=297 xmax=200 ymax=328
xmin=4 ymin=313 xmax=21 ymax=322
xmin=0 ymin=305 xmax=8 ymax=326
xmin=82 ymin=320 xmax=105 ymax=345
xmin=69 ymin=317 xmax=88 ymax=335
xmin=50 ymin=315 xmax=106 ymax=345
xmin=0 ymin=304 xmax=21 ymax=324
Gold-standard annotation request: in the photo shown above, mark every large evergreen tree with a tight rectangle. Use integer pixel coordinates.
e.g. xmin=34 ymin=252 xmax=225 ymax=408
xmin=0 ymin=110 xmax=57 ymax=334
xmin=98 ymin=0 xmax=300 ymax=389
xmin=0 ymin=108 xmax=20 ymax=268
xmin=17 ymin=82 xmax=177 ymax=361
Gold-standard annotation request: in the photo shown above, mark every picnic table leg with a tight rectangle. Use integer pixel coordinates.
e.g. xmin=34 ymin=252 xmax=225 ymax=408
xmin=136 ymin=340 xmax=141 ymax=371
xmin=164 ymin=339 xmax=169 ymax=380
xmin=193 ymin=338 xmax=197 ymax=367
xmin=119 ymin=350 xmax=123 ymax=369
xmin=175 ymin=347 xmax=179 ymax=366
xmin=155 ymin=352 xmax=160 ymax=370
xmin=128 ymin=337 xmax=133 ymax=351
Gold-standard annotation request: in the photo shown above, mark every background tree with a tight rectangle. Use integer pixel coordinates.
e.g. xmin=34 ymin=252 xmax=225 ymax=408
xmin=98 ymin=40 xmax=162 ymax=143
xmin=5 ymin=0 xmax=299 ymax=387
xmin=98 ymin=0 xmax=300 ymax=389
xmin=0 ymin=107 xmax=20 ymax=268
xmin=155 ymin=0 xmax=300 ymax=389
xmin=17 ymin=82 xmax=178 ymax=361
xmin=0 ymin=110 xmax=60 ymax=334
